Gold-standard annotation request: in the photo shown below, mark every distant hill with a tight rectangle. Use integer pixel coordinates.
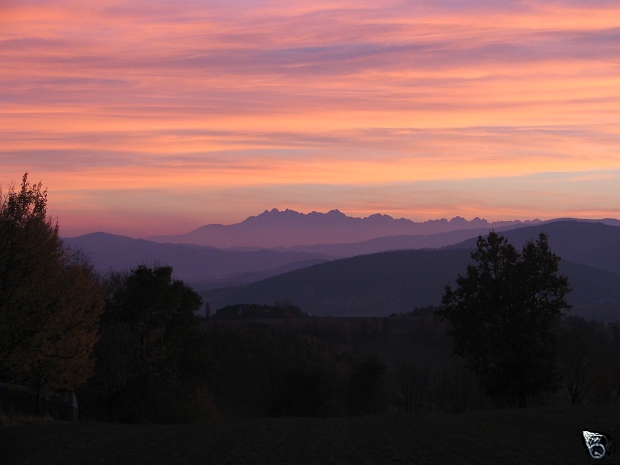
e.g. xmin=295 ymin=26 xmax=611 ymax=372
xmin=446 ymin=220 xmax=620 ymax=274
xmin=149 ymin=208 xmax=536 ymax=248
xmin=68 ymin=218 xmax=620 ymax=289
xmin=65 ymin=211 xmax=543 ymax=287
xmin=62 ymin=228 xmax=503 ymax=288
xmin=280 ymin=226 xmax=525 ymax=257
xmin=202 ymin=220 xmax=620 ymax=319
xmin=203 ymin=249 xmax=472 ymax=316
xmin=64 ymin=232 xmax=331 ymax=287
xmin=202 ymin=249 xmax=620 ymax=318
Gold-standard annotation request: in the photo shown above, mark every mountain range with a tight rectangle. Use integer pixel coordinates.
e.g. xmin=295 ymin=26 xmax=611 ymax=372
xmin=148 ymin=208 xmax=539 ymax=248
xmin=64 ymin=210 xmax=620 ymax=320
xmin=66 ymin=210 xmax=540 ymax=286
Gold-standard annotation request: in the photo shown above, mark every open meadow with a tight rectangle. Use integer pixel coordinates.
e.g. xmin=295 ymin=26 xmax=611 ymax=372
xmin=3 ymin=403 xmax=618 ymax=465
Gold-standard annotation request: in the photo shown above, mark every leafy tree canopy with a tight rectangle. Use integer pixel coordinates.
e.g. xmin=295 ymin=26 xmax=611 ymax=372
xmin=437 ymin=231 xmax=571 ymax=408
xmin=0 ymin=174 xmax=105 ymax=411
xmin=87 ymin=265 xmax=209 ymax=423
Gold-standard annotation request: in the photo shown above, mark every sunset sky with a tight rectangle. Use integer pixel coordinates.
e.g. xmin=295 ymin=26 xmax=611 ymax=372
xmin=2 ymin=0 xmax=620 ymax=237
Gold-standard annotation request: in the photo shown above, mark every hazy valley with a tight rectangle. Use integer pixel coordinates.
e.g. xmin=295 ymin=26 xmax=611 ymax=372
xmin=65 ymin=210 xmax=620 ymax=321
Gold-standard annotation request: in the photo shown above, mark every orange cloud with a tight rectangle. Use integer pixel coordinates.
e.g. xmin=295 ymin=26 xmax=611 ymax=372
xmin=2 ymin=0 xmax=620 ymax=236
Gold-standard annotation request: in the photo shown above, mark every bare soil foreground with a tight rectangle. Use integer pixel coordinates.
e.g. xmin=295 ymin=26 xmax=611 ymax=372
xmin=3 ymin=404 xmax=617 ymax=465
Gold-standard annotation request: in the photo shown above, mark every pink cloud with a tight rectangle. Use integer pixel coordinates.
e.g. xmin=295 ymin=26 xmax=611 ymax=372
xmin=2 ymin=0 xmax=620 ymax=236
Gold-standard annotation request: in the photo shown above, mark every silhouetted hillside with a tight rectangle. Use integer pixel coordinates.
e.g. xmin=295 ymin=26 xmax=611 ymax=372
xmin=64 ymin=227 xmax=514 ymax=286
xmin=280 ymin=228 xmax=497 ymax=257
xmin=203 ymin=249 xmax=471 ymax=316
xmin=64 ymin=232 xmax=330 ymax=286
xmin=447 ymin=220 xmax=620 ymax=274
xmin=203 ymin=247 xmax=620 ymax=319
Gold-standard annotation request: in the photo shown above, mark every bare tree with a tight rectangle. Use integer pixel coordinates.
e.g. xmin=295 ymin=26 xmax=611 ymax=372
xmin=557 ymin=318 xmax=604 ymax=405
xmin=391 ymin=358 xmax=430 ymax=413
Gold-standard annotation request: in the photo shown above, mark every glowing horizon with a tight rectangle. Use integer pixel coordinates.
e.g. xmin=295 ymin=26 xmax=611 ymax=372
xmin=2 ymin=1 xmax=619 ymax=237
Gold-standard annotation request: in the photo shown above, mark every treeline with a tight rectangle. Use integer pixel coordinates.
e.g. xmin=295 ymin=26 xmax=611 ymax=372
xmin=5 ymin=175 xmax=620 ymax=424
xmin=211 ymin=302 xmax=309 ymax=321
xmin=0 ymin=176 xmax=205 ymax=422
xmin=556 ymin=315 xmax=620 ymax=406
xmin=385 ymin=310 xmax=620 ymax=411
xmin=0 ymin=175 xmax=392 ymax=422
xmin=201 ymin=312 xmax=620 ymax=416
xmin=204 ymin=322 xmax=378 ymax=418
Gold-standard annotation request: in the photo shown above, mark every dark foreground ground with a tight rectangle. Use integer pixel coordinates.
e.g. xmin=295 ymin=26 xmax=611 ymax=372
xmin=2 ymin=404 xmax=618 ymax=465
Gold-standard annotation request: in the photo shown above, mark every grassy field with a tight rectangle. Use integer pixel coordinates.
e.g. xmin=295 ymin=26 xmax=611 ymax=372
xmin=3 ymin=404 xmax=619 ymax=465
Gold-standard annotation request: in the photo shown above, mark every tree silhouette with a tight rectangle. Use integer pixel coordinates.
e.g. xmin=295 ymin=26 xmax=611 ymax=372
xmin=391 ymin=358 xmax=430 ymax=413
xmin=88 ymin=265 xmax=209 ymax=422
xmin=557 ymin=317 xmax=604 ymax=405
xmin=437 ymin=231 xmax=571 ymax=408
xmin=0 ymin=174 xmax=105 ymax=413
xmin=0 ymin=174 xmax=61 ymax=372
xmin=349 ymin=356 xmax=387 ymax=414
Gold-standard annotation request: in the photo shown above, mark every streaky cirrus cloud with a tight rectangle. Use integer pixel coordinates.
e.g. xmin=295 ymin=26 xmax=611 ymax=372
xmin=1 ymin=0 xmax=619 ymax=237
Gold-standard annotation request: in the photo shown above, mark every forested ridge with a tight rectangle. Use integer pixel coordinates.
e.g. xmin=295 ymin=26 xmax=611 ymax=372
xmin=203 ymin=247 xmax=620 ymax=318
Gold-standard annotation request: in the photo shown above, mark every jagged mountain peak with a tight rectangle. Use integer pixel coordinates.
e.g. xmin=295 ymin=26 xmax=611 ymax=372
xmin=149 ymin=208 xmax=537 ymax=248
xmin=326 ymin=209 xmax=346 ymax=217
